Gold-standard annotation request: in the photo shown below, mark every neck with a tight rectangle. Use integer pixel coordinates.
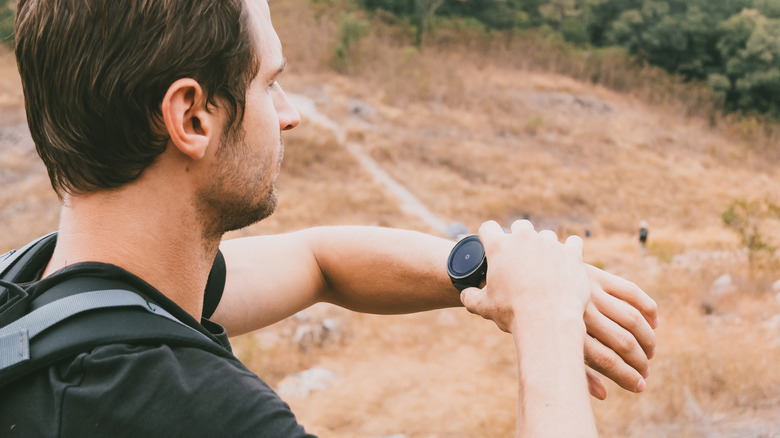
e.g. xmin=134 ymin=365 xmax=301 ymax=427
xmin=44 ymin=187 xmax=219 ymax=320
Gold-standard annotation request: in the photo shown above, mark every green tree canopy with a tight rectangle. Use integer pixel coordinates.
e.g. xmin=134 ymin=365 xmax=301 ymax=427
xmin=355 ymin=0 xmax=780 ymax=117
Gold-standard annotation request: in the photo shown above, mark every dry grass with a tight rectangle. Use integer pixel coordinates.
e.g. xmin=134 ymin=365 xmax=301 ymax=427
xmin=1 ymin=1 xmax=780 ymax=436
xmin=259 ymin=2 xmax=780 ymax=435
xmin=0 ymin=45 xmax=25 ymax=127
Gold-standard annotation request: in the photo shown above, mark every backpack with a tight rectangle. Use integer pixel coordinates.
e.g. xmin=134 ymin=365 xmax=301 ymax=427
xmin=0 ymin=233 xmax=237 ymax=388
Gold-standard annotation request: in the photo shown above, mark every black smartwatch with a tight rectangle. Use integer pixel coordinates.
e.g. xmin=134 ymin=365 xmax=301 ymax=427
xmin=447 ymin=235 xmax=488 ymax=292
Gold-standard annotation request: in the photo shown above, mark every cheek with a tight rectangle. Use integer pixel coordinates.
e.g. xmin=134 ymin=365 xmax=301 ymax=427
xmin=244 ymin=91 xmax=278 ymax=133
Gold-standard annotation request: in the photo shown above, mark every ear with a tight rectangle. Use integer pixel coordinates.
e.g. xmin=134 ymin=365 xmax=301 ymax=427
xmin=161 ymin=79 xmax=215 ymax=160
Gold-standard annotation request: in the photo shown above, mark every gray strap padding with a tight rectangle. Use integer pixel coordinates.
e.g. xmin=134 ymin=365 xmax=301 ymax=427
xmin=0 ymin=329 xmax=29 ymax=371
xmin=0 ymin=289 xmax=209 ymax=370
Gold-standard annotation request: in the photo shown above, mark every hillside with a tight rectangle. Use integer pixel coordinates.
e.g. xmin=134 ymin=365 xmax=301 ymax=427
xmin=1 ymin=2 xmax=780 ymax=435
xmin=250 ymin=68 xmax=780 ymax=437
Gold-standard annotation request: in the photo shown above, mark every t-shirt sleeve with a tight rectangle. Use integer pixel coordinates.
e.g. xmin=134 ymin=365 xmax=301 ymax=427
xmin=57 ymin=344 xmax=316 ymax=438
xmin=202 ymin=250 xmax=226 ymax=319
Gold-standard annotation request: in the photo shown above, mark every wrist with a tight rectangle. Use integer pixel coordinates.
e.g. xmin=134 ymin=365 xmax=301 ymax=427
xmin=511 ymin=310 xmax=587 ymax=368
xmin=511 ymin=304 xmax=585 ymax=336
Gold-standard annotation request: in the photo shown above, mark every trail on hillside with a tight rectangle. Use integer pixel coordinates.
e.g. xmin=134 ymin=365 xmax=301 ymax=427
xmin=288 ymin=94 xmax=452 ymax=237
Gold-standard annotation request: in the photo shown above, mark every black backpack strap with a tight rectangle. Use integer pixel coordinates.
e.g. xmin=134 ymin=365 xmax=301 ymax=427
xmin=0 ymin=232 xmax=57 ymax=276
xmin=0 ymin=234 xmax=240 ymax=388
xmin=0 ymin=289 xmax=216 ymax=370
xmin=0 ymin=290 xmax=238 ymax=387
xmin=0 ymin=233 xmax=57 ymax=328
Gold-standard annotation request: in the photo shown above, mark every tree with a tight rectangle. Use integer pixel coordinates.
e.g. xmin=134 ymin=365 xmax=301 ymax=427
xmin=714 ymin=9 xmax=780 ymax=116
xmin=352 ymin=0 xmax=780 ymax=117
xmin=331 ymin=12 xmax=371 ymax=73
xmin=0 ymin=0 xmax=15 ymax=47
xmin=605 ymin=0 xmax=744 ymax=80
xmin=413 ymin=0 xmax=445 ymax=47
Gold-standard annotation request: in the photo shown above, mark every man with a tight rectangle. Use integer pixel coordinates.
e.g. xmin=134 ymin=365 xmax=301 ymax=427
xmin=639 ymin=219 xmax=649 ymax=255
xmin=2 ymin=0 xmax=657 ymax=436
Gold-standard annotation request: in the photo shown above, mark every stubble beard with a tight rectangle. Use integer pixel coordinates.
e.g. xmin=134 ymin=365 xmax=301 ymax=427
xmin=198 ymin=126 xmax=283 ymax=239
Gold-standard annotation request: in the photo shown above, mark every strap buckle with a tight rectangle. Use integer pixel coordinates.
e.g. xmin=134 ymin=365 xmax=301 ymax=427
xmin=0 ymin=279 xmax=31 ymax=329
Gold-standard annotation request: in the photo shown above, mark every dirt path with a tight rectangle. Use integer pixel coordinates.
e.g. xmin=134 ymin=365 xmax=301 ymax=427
xmin=288 ymin=94 xmax=452 ymax=237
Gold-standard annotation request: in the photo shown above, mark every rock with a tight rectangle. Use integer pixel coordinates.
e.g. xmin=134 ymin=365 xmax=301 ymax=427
xmin=293 ymin=310 xmax=311 ymax=322
xmin=763 ymin=314 xmax=780 ymax=331
xmin=684 ymin=386 xmax=705 ymax=422
xmin=348 ymin=99 xmax=375 ymax=116
xmin=772 ymin=280 xmax=780 ymax=305
xmin=292 ymin=318 xmax=345 ymax=350
xmin=321 ymin=318 xmax=342 ymax=337
xmin=276 ymin=366 xmax=339 ymax=399
xmin=293 ymin=324 xmax=320 ymax=347
xmin=711 ymin=274 xmax=735 ymax=295
xmin=445 ymin=222 xmax=469 ymax=241
xmin=701 ymin=274 xmax=737 ymax=314
xmin=436 ymin=309 xmax=457 ymax=326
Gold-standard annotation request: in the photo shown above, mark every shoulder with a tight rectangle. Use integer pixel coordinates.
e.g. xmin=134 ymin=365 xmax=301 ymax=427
xmin=2 ymin=344 xmax=315 ymax=438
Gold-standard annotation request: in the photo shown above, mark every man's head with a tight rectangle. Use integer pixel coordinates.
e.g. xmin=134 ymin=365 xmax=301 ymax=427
xmin=15 ymin=0 xmax=299 ymax=235
xmin=14 ymin=0 xmax=259 ymax=197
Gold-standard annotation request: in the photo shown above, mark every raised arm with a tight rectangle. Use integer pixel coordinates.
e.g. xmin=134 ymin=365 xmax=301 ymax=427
xmin=212 ymin=226 xmax=461 ymax=336
xmin=213 ymin=225 xmax=657 ymax=400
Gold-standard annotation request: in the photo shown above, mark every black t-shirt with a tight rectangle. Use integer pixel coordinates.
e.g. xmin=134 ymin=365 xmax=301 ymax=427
xmin=0 ymin=253 xmax=316 ymax=438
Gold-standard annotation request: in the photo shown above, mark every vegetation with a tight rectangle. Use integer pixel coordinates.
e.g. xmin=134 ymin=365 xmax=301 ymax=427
xmin=331 ymin=12 xmax=372 ymax=73
xmin=722 ymin=198 xmax=780 ymax=269
xmin=3 ymin=0 xmax=780 ymax=119
xmin=0 ymin=0 xmax=13 ymax=46
xmin=358 ymin=0 xmax=780 ymax=118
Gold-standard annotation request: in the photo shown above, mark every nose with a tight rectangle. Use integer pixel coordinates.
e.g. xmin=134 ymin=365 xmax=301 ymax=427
xmin=275 ymin=88 xmax=301 ymax=131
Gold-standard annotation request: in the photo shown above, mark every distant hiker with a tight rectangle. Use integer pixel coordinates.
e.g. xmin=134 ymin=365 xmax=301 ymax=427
xmin=639 ymin=220 xmax=649 ymax=253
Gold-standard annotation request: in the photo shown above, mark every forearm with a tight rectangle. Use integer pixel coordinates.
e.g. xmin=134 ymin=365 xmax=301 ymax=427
xmin=303 ymin=226 xmax=462 ymax=313
xmin=513 ymin=313 xmax=596 ymax=437
xmin=217 ymin=226 xmax=461 ymax=336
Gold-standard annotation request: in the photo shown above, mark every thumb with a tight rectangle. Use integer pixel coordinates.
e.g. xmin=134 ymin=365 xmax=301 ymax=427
xmin=460 ymin=286 xmax=486 ymax=315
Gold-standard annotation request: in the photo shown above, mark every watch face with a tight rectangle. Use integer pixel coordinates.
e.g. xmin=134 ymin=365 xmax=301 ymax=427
xmin=448 ymin=236 xmax=485 ymax=277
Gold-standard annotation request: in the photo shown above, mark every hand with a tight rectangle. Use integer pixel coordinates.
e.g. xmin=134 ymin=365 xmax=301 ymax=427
xmin=582 ymin=265 xmax=659 ymax=400
xmin=459 ymin=220 xmax=590 ymax=334
xmin=461 ymin=221 xmax=598 ymax=437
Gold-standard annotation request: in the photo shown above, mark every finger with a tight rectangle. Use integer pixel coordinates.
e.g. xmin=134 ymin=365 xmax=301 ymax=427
xmin=584 ymin=301 xmax=650 ymax=377
xmin=538 ymin=229 xmax=558 ymax=242
xmin=565 ymin=235 xmax=584 ymax=261
xmin=586 ymin=368 xmax=607 ymax=400
xmin=478 ymin=220 xmax=505 ymax=249
xmin=460 ymin=287 xmax=512 ymax=333
xmin=509 ymin=219 xmax=535 ymax=235
xmin=584 ymin=334 xmax=647 ymax=394
xmin=590 ymin=287 xmax=656 ymax=359
xmin=460 ymin=286 xmax=486 ymax=316
xmin=585 ymin=264 xmax=659 ymax=329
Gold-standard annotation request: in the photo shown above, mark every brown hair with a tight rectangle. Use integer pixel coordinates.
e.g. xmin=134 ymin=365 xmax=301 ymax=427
xmin=14 ymin=0 xmax=259 ymax=197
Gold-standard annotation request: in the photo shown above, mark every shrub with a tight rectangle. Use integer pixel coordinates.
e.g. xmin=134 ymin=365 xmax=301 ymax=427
xmin=331 ymin=12 xmax=371 ymax=73
xmin=0 ymin=0 xmax=14 ymax=47
xmin=722 ymin=198 xmax=780 ymax=270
